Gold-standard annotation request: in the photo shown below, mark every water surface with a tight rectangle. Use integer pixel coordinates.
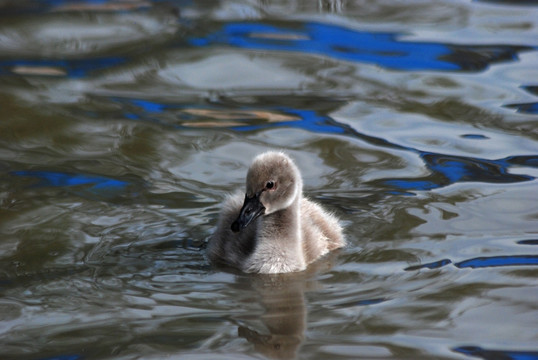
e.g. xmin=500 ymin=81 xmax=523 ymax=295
xmin=1 ymin=1 xmax=537 ymax=359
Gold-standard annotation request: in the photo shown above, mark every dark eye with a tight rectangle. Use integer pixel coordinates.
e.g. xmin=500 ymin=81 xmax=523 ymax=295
xmin=266 ymin=181 xmax=274 ymax=189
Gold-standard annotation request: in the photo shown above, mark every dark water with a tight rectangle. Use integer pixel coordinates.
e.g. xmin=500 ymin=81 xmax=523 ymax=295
xmin=1 ymin=1 xmax=537 ymax=359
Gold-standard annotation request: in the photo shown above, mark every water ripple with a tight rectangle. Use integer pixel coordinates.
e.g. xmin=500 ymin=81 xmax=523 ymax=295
xmin=110 ymin=96 xmax=538 ymax=194
xmin=189 ymin=21 xmax=535 ymax=72
xmin=452 ymin=345 xmax=538 ymax=360
xmin=0 ymin=57 xmax=125 ymax=78
xmin=9 ymin=169 xmax=141 ymax=200
xmin=405 ymin=255 xmax=538 ymax=271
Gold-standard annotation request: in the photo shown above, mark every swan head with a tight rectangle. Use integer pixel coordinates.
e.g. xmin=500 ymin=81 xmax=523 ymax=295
xmin=231 ymin=151 xmax=302 ymax=233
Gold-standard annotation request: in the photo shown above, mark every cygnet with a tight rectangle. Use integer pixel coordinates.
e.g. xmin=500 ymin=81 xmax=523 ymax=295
xmin=208 ymin=151 xmax=345 ymax=274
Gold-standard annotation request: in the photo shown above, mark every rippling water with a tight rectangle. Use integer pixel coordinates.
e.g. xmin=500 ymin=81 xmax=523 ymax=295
xmin=1 ymin=1 xmax=537 ymax=359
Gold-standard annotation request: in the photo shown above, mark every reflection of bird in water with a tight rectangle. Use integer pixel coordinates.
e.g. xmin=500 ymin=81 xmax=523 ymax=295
xmin=209 ymin=151 xmax=345 ymax=274
xmin=236 ymin=252 xmax=341 ymax=359
xmin=238 ymin=274 xmax=306 ymax=360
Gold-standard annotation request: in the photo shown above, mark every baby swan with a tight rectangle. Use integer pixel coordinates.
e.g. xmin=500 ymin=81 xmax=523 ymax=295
xmin=208 ymin=151 xmax=344 ymax=274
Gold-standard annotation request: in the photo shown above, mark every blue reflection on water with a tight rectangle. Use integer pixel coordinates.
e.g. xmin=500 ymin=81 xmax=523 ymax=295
xmin=405 ymin=255 xmax=538 ymax=271
xmin=189 ymin=22 xmax=533 ymax=71
xmin=0 ymin=57 xmax=125 ymax=78
xmin=0 ymin=0 xmax=155 ymax=15
xmin=517 ymin=239 xmax=538 ymax=245
xmin=10 ymin=170 xmax=134 ymax=200
xmin=130 ymin=99 xmax=167 ymax=113
xmin=456 ymin=255 xmax=538 ymax=268
xmin=405 ymin=259 xmax=452 ymax=271
xmin=36 ymin=355 xmax=81 ymax=360
xmin=505 ymin=85 xmax=538 ymax=114
xmin=460 ymin=134 xmax=490 ymax=139
xmin=232 ymin=107 xmax=347 ymax=134
xmin=11 ymin=170 xmax=129 ymax=189
xmin=0 ymin=21 xmax=531 ymax=78
xmin=453 ymin=345 xmax=538 ymax=360
xmin=506 ymin=101 xmax=538 ymax=114
xmin=355 ymin=298 xmax=387 ymax=306
xmin=112 ymin=97 xmax=538 ymax=193
xmin=384 ymin=153 xmax=537 ymax=192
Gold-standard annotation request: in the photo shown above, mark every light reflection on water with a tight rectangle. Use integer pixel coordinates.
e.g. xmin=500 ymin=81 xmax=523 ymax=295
xmin=1 ymin=1 xmax=537 ymax=359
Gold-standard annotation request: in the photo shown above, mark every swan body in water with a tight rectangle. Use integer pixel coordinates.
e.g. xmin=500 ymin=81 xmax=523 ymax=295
xmin=208 ymin=151 xmax=345 ymax=274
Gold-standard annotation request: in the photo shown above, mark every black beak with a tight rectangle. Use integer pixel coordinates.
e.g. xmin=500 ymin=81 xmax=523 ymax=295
xmin=231 ymin=193 xmax=265 ymax=233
